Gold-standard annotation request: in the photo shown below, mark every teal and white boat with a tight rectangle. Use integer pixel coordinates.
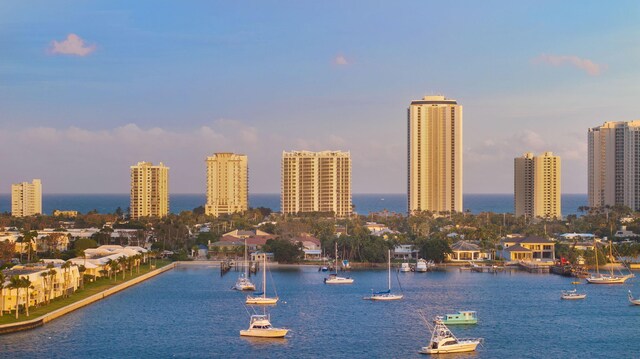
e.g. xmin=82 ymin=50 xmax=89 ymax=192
xmin=436 ymin=311 xmax=478 ymax=325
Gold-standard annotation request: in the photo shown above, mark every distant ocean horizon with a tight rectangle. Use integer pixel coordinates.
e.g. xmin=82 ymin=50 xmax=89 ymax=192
xmin=0 ymin=193 xmax=588 ymax=217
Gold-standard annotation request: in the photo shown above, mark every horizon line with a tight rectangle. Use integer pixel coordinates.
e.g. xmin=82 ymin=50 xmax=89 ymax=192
xmin=0 ymin=192 xmax=589 ymax=196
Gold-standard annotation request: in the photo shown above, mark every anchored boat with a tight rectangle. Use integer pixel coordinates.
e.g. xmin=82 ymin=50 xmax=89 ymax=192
xmin=324 ymin=243 xmax=354 ymax=284
xmin=628 ymin=291 xmax=640 ymax=305
xmin=586 ymin=240 xmax=634 ymax=284
xmin=364 ymin=249 xmax=403 ymax=301
xmin=239 ymin=314 xmax=288 ymax=338
xmin=419 ymin=317 xmax=482 ymax=355
xmin=246 ymin=254 xmax=278 ymax=305
xmin=436 ymin=311 xmax=478 ymax=325
xmin=561 ymin=289 xmax=586 ymax=300
xmin=234 ymin=238 xmax=256 ymax=291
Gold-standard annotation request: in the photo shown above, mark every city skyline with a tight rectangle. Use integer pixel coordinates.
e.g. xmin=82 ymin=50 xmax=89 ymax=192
xmin=1 ymin=1 xmax=638 ymax=194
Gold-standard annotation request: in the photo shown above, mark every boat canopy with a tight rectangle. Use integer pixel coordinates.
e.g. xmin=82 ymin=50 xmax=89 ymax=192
xmin=374 ymin=289 xmax=391 ymax=295
xmin=252 ymin=292 xmax=264 ymax=296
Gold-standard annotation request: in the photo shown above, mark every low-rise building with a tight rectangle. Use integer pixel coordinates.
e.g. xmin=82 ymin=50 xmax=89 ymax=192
xmin=499 ymin=236 xmax=555 ymax=262
xmin=447 ymin=240 xmax=492 ymax=262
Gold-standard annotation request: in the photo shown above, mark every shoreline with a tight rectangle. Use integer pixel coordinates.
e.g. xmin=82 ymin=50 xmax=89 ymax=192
xmin=0 ymin=262 xmax=176 ymax=335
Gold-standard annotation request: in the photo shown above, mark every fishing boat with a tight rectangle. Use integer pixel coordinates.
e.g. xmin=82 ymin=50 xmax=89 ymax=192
xmin=586 ymin=240 xmax=634 ymax=284
xmin=324 ymin=243 xmax=354 ymax=284
xmin=561 ymin=289 xmax=586 ymax=300
xmin=246 ymin=254 xmax=278 ymax=305
xmin=364 ymin=250 xmax=403 ymax=301
xmin=419 ymin=317 xmax=482 ymax=354
xmin=400 ymin=262 xmax=412 ymax=272
xmin=436 ymin=311 xmax=478 ymax=325
xmin=239 ymin=314 xmax=288 ymax=338
xmin=234 ymin=238 xmax=256 ymax=291
xmin=628 ymin=291 xmax=640 ymax=305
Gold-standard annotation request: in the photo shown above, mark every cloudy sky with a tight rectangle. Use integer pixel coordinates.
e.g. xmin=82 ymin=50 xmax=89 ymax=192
xmin=1 ymin=1 xmax=639 ymax=194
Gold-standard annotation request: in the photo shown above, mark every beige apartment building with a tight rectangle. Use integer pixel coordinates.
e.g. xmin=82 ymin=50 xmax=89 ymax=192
xmin=514 ymin=152 xmax=561 ymax=219
xmin=11 ymin=179 xmax=42 ymax=217
xmin=205 ymin=153 xmax=248 ymax=216
xmin=130 ymin=162 xmax=169 ymax=219
xmin=588 ymin=120 xmax=640 ymax=210
xmin=281 ymin=150 xmax=352 ymax=217
xmin=408 ymin=95 xmax=463 ymax=214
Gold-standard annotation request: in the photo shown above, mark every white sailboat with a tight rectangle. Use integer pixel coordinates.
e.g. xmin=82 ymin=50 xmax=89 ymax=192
xmin=586 ymin=240 xmax=634 ymax=284
xmin=628 ymin=290 xmax=640 ymax=305
xmin=234 ymin=238 xmax=256 ymax=291
xmin=324 ymin=243 xmax=354 ymax=284
xmin=365 ymin=249 xmax=403 ymax=301
xmin=246 ymin=254 xmax=278 ymax=305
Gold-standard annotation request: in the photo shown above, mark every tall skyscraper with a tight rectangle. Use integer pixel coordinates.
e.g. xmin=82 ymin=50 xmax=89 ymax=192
xmin=514 ymin=152 xmax=561 ymax=219
xmin=408 ymin=95 xmax=463 ymax=214
xmin=205 ymin=153 xmax=248 ymax=216
xmin=588 ymin=120 xmax=640 ymax=210
xmin=11 ymin=179 xmax=42 ymax=217
xmin=281 ymin=150 xmax=352 ymax=217
xmin=130 ymin=162 xmax=169 ymax=219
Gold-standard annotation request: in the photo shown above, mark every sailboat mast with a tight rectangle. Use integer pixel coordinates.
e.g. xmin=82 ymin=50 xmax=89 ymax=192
xmin=594 ymin=238 xmax=598 ymax=275
xmin=263 ymin=252 xmax=266 ymax=298
xmin=609 ymin=240 xmax=614 ymax=276
xmin=335 ymin=242 xmax=338 ymax=275
xmin=388 ymin=249 xmax=391 ymax=290
xmin=244 ymin=238 xmax=248 ymax=277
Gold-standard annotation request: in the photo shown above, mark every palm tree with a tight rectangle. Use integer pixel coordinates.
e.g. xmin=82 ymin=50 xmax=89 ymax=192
xmin=106 ymin=259 xmax=115 ymax=280
xmin=40 ymin=271 xmax=49 ymax=304
xmin=61 ymin=262 xmax=72 ymax=298
xmin=47 ymin=268 xmax=56 ymax=303
xmin=21 ymin=277 xmax=32 ymax=317
xmin=118 ymin=256 xmax=127 ymax=280
xmin=0 ymin=272 xmax=5 ymax=317
xmin=127 ymin=256 xmax=134 ymax=277
xmin=9 ymin=276 xmax=22 ymax=319
xmin=78 ymin=265 xmax=87 ymax=289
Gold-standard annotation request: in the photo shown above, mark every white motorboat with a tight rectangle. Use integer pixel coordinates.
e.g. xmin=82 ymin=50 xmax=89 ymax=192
xmin=234 ymin=238 xmax=256 ymax=291
xmin=239 ymin=314 xmax=288 ymax=338
xmin=415 ymin=259 xmax=429 ymax=272
xmin=324 ymin=243 xmax=354 ymax=284
xmin=400 ymin=262 xmax=412 ymax=272
xmin=628 ymin=290 xmax=640 ymax=305
xmin=561 ymin=289 xmax=586 ymax=300
xmin=419 ymin=317 xmax=482 ymax=354
xmin=246 ymin=254 xmax=278 ymax=305
xmin=586 ymin=240 xmax=634 ymax=284
xmin=364 ymin=250 xmax=403 ymax=301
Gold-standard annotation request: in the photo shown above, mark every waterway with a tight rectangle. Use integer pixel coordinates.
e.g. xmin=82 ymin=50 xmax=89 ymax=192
xmin=1 ymin=266 xmax=638 ymax=358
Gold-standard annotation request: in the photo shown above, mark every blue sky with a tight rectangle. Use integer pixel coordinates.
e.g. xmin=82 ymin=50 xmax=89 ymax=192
xmin=1 ymin=1 xmax=639 ymax=194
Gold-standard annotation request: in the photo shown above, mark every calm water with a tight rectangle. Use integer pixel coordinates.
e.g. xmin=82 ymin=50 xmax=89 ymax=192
xmin=0 ymin=193 xmax=588 ymax=216
xmin=1 ymin=266 xmax=639 ymax=358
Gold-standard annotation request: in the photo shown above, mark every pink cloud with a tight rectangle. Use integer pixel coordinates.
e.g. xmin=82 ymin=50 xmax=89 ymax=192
xmin=533 ymin=53 xmax=606 ymax=76
xmin=334 ymin=54 xmax=349 ymax=66
xmin=49 ymin=34 xmax=96 ymax=56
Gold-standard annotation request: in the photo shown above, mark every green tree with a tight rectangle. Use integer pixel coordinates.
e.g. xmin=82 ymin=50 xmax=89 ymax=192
xmin=263 ymin=239 xmax=304 ymax=263
xmin=417 ymin=238 xmax=452 ymax=263
xmin=0 ymin=272 xmax=5 ymax=317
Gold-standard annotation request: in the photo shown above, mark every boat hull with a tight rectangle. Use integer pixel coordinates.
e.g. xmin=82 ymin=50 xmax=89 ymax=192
xmin=245 ymin=297 xmax=278 ymax=305
xmin=369 ymin=294 xmax=403 ymax=301
xmin=420 ymin=341 xmax=479 ymax=354
xmin=240 ymin=328 xmax=288 ymax=338
xmin=324 ymin=277 xmax=354 ymax=284
xmin=561 ymin=294 xmax=586 ymax=300
xmin=234 ymin=284 xmax=256 ymax=291
xmin=586 ymin=276 xmax=632 ymax=284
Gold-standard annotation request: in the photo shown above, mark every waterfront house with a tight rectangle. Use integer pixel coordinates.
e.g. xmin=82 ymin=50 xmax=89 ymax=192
xmin=499 ymin=236 xmax=555 ymax=262
xmin=290 ymin=234 xmax=322 ymax=260
xmin=447 ymin=240 xmax=492 ymax=262
xmin=393 ymin=244 xmax=419 ymax=260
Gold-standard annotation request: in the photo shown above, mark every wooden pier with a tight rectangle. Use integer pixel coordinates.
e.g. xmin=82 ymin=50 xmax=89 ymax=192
xmin=518 ymin=261 xmax=550 ymax=273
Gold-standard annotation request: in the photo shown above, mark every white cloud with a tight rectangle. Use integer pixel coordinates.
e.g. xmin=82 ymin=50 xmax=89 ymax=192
xmin=49 ymin=34 xmax=96 ymax=57
xmin=533 ymin=53 xmax=606 ymax=76
xmin=334 ymin=54 xmax=349 ymax=66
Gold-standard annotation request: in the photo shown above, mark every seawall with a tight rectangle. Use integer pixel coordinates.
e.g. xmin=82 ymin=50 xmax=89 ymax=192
xmin=0 ymin=262 xmax=176 ymax=335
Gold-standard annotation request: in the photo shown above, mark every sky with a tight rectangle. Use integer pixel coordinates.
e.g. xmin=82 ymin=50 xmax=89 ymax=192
xmin=1 ymin=1 xmax=639 ymax=194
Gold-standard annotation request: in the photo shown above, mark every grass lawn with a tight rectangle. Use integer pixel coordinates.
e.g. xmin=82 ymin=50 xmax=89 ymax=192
xmin=0 ymin=260 xmax=173 ymax=325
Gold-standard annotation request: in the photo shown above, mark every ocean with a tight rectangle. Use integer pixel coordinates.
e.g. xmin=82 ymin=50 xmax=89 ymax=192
xmin=0 ymin=193 xmax=587 ymax=216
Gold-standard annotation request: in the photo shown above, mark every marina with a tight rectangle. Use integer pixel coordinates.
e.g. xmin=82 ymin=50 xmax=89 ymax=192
xmin=2 ymin=265 xmax=640 ymax=358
